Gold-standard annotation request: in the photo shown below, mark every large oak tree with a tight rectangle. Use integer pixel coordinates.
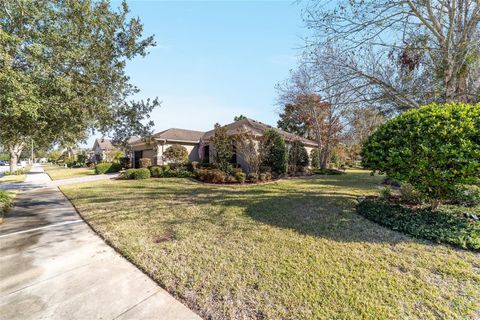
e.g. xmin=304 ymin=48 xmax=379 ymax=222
xmin=0 ymin=0 xmax=159 ymax=171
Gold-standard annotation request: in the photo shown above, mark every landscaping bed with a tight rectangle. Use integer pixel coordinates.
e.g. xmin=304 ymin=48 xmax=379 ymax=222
xmin=357 ymin=198 xmax=480 ymax=250
xmin=0 ymin=190 xmax=15 ymax=223
xmin=61 ymin=170 xmax=480 ymax=319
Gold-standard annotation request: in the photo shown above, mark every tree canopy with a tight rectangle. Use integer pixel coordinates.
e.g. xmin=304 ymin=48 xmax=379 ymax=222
xmin=0 ymin=0 xmax=159 ymax=170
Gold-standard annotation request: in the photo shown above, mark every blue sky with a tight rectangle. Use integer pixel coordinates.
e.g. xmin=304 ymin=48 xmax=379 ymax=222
xmin=88 ymin=0 xmax=308 ymax=146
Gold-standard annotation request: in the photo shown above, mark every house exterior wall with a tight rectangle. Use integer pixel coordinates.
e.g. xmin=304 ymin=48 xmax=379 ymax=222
xmin=130 ymin=140 xmax=201 ymax=167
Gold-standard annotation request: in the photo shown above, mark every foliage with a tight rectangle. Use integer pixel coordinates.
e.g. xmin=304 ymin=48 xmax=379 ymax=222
xmin=400 ymin=182 xmax=423 ymax=204
xmin=48 ymin=150 xmax=63 ymax=164
xmin=76 ymin=151 xmax=89 ymax=165
xmin=233 ymin=131 xmax=261 ymax=174
xmin=246 ymin=172 xmax=258 ymax=183
xmin=310 ymin=148 xmax=320 ymax=170
xmin=234 ymin=115 xmax=247 ymax=121
xmin=95 ymin=163 xmax=121 ymax=174
xmin=131 ymin=168 xmax=151 ymax=180
xmin=362 ymin=102 xmax=480 ymax=209
xmin=288 ymin=140 xmax=309 ymax=173
xmin=212 ymin=123 xmax=233 ymax=172
xmin=104 ymin=149 xmax=124 ymax=163
xmin=163 ymin=144 xmax=188 ymax=163
xmin=0 ymin=190 xmax=14 ymax=221
xmin=259 ymin=129 xmax=287 ymax=174
xmin=139 ymin=158 xmax=152 ymax=168
xmin=0 ymin=0 xmax=159 ymax=171
xmin=277 ymin=103 xmax=314 ymax=139
xmin=379 ymin=186 xmax=393 ymax=200
xmin=452 ymin=184 xmax=480 ymax=207
xmin=194 ymin=169 xmax=227 ymax=184
xmin=149 ymin=166 xmax=163 ymax=178
xmin=122 ymin=168 xmax=151 ymax=180
xmin=312 ymin=168 xmax=344 ymax=175
xmin=357 ymin=199 xmax=480 ymax=250
xmin=234 ymin=172 xmax=246 ymax=183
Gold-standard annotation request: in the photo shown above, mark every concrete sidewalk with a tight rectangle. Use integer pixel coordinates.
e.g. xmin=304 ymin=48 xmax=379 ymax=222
xmin=0 ymin=165 xmax=201 ymax=320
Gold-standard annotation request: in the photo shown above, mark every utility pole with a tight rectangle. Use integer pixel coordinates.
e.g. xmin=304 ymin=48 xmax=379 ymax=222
xmin=31 ymin=139 xmax=34 ymax=164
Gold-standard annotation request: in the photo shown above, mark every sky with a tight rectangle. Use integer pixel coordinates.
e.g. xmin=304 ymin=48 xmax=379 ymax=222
xmin=85 ymin=0 xmax=308 ymax=146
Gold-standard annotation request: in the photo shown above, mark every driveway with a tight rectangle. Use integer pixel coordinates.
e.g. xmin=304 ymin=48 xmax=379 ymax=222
xmin=0 ymin=165 xmax=201 ymax=319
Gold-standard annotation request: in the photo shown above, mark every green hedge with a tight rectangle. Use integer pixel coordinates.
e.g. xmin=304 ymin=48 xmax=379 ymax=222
xmin=313 ymin=168 xmax=345 ymax=175
xmin=357 ymin=199 xmax=479 ymax=250
xmin=122 ymin=168 xmax=150 ymax=180
xmin=95 ymin=162 xmax=121 ymax=174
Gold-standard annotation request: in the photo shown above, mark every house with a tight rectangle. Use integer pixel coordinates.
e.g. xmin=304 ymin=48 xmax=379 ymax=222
xmin=128 ymin=128 xmax=205 ymax=168
xmin=91 ymin=138 xmax=114 ymax=162
xmin=201 ymin=118 xmax=317 ymax=171
xmin=128 ymin=118 xmax=317 ymax=171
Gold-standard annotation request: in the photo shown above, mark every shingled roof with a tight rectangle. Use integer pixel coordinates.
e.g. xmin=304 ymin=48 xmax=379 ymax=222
xmin=202 ymin=118 xmax=317 ymax=147
xmin=129 ymin=128 xmax=205 ymax=145
xmin=93 ymin=138 xmax=114 ymax=151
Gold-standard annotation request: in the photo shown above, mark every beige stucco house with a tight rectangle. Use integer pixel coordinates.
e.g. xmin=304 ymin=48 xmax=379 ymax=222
xmin=128 ymin=128 xmax=204 ymax=168
xmin=91 ymin=138 xmax=114 ymax=162
xmin=128 ymin=118 xmax=317 ymax=171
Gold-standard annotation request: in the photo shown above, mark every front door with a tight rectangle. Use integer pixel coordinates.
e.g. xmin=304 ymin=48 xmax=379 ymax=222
xmin=134 ymin=151 xmax=143 ymax=168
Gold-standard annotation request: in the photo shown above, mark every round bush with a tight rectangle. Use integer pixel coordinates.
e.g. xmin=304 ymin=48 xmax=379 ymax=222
xmin=234 ymin=172 xmax=246 ymax=183
xmin=246 ymin=173 xmax=258 ymax=183
xmin=361 ymin=102 xmax=480 ymax=209
xmin=132 ymin=168 xmax=151 ymax=180
xmin=149 ymin=165 xmax=163 ymax=178
xmin=163 ymin=144 xmax=188 ymax=163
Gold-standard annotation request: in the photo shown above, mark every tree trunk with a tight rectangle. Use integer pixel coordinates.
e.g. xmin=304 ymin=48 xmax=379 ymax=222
xmin=8 ymin=144 xmax=23 ymax=172
xmin=431 ymin=199 xmax=440 ymax=211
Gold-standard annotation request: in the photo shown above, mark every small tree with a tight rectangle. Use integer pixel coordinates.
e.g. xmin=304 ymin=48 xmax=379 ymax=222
xmin=310 ymin=148 xmax=320 ymax=170
xmin=260 ymin=129 xmax=288 ymax=174
xmin=233 ymin=131 xmax=261 ymax=174
xmin=212 ymin=123 xmax=232 ymax=172
xmin=362 ymin=102 xmax=480 ymax=210
xmin=105 ymin=149 xmax=124 ymax=163
xmin=163 ymin=144 xmax=188 ymax=163
xmin=288 ymin=140 xmax=309 ymax=173
xmin=48 ymin=150 xmax=62 ymax=164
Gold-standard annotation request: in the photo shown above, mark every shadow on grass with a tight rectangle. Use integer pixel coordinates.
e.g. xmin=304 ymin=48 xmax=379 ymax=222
xmin=64 ymin=171 xmax=423 ymax=246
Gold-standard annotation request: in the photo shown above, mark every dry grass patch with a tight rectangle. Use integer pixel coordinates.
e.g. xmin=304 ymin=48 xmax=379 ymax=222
xmin=61 ymin=170 xmax=480 ymax=319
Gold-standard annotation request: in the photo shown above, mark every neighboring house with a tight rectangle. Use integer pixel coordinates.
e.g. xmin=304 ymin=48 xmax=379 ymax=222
xmin=129 ymin=128 xmax=205 ymax=168
xmin=128 ymin=118 xmax=317 ymax=171
xmin=91 ymin=138 xmax=114 ymax=162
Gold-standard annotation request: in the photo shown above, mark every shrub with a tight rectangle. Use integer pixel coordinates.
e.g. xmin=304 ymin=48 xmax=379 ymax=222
xmin=246 ymin=173 xmax=258 ymax=183
xmin=131 ymin=168 xmax=151 ymax=180
xmin=288 ymin=140 xmax=309 ymax=173
xmin=139 ymin=158 xmax=152 ymax=168
xmin=149 ymin=165 xmax=163 ymax=178
xmin=361 ymin=102 xmax=480 ymax=210
xmin=208 ymin=169 xmax=226 ymax=183
xmin=175 ymin=170 xmax=193 ymax=178
xmin=313 ymin=168 xmax=344 ymax=175
xmin=452 ymin=184 xmax=480 ymax=207
xmin=310 ymin=148 xmax=320 ymax=170
xmin=163 ymin=144 xmax=188 ymax=163
xmin=400 ymin=182 xmax=423 ymax=204
xmin=0 ymin=190 xmax=13 ymax=215
xmin=121 ymin=169 xmax=136 ymax=179
xmin=265 ymin=172 xmax=272 ymax=181
xmin=259 ymin=129 xmax=288 ymax=174
xmin=357 ymin=199 xmax=480 ymax=250
xmin=95 ymin=162 xmax=121 ymax=174
xmin=234 ymin=172 xmax=246 ymax=183
xmin=194 ymin=169 xmax=208 ymax=181
xmin=379 ymin=186 xmax=392 ymax=200
xmin=259 ymin=173 xmax=268 ymax=182
xmin=212 ymin=123 xmax=233 ymax=172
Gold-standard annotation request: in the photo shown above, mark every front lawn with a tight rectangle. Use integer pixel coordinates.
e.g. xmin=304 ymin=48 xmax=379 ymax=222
xmin=61 ymin=170 xmax=480 ymax=319
xmin=43 ymin=165 xmax=95 ymax=180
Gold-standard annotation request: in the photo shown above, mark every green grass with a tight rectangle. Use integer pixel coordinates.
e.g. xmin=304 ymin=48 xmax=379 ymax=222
xmin=61 ymin=170 xmax=480 ymax=319
xmin=43 ymin=165 xmax=95 ymax=180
